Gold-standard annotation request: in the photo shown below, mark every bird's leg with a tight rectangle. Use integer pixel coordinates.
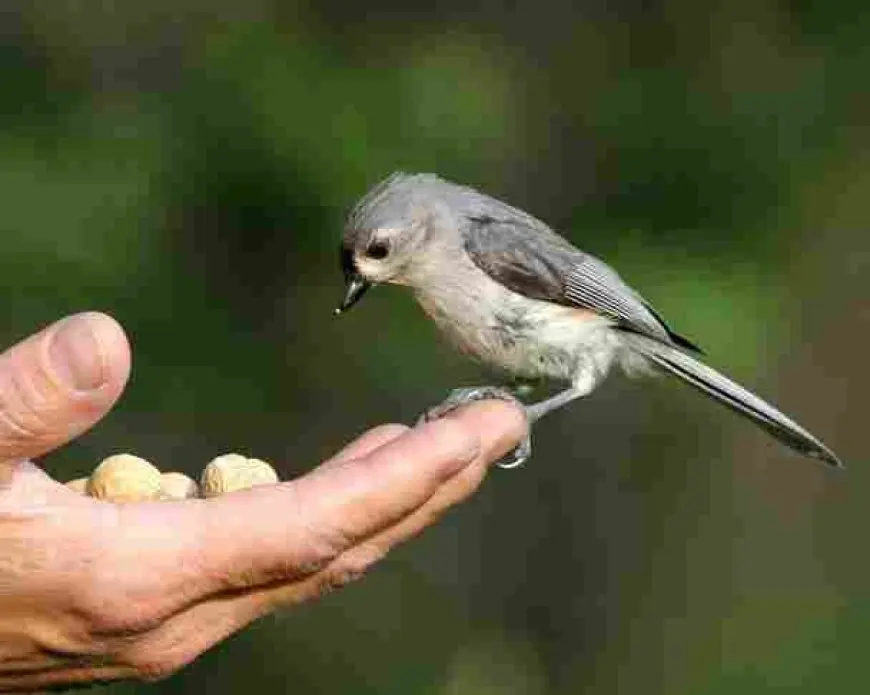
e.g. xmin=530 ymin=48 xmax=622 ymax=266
xmin=525 ymin=387 xmax=588 ymax=423
xmin=417 ymin=383 xmax=590 ymax=469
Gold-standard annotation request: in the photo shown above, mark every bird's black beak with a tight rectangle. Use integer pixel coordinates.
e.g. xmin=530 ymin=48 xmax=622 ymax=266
xmin=336 ymin=244 xmax=372 ymax=314
xmin=336 ymin=274 xmax=371 ymax=314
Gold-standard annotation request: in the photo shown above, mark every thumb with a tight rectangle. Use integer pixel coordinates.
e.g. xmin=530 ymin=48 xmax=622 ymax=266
xmin=0 ymin=312 xmax=130 ymax=467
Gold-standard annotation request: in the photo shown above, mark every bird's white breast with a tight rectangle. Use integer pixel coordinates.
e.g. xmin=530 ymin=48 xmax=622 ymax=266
xmin=409 ymin=254 xmax=622 ymax=386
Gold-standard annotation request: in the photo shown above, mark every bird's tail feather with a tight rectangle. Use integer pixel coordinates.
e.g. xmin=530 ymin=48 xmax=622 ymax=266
xmin=621 ymin=332 xmax=842 ymax=467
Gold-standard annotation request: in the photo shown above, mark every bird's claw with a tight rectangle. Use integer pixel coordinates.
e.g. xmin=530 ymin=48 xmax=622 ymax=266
xmin=417 ymin=386 xmax=532 ymax=469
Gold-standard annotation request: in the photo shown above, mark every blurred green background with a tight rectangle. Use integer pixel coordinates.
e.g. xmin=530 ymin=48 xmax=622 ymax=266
xmin=1 ymin=0 xmax=866 ymax=692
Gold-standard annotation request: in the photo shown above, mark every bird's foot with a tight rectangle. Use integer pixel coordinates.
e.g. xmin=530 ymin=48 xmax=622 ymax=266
xmin=417 ymin=386 xmax=532 ymax=469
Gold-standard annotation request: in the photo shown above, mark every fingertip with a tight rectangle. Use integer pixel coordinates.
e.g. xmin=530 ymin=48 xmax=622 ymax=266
xmin=77 ymin=311 xmax=131 ymax=391
xmin=440 ymin=400 xmax=527 ymax=463
xmin=45 ymin=312 xmax=131 ymax=397
xmin=410 ymin=416 xmax=482 ymax=474
xmin=90 ymin=311 xmax=132 ymax=397
xmin=0 ymin=312 xmax=132 ymax=462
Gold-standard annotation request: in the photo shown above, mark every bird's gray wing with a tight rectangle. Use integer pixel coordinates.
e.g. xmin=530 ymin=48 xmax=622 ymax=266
xmin=463 ymin=213 xmax=701 ymax=352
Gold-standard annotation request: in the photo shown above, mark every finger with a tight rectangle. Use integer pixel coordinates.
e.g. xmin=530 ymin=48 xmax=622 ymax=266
xmin=187 ymin=400 xmax=525 ymax=597
xmin=316 ymin=443 xmax=491 ymax=587
xmin=0 ymin=664 xmax=135 ymax=692
xmin=111 ymin=403 xmax=525 ymax=671
xmin=0 ymin=459 xmax=93 ymax=506
xmin=252 ymin=400 xmax=523 ymax=609
xmin=0 ymin=666 xmax=135 ymax=693
xmin=80 ymin=401 xmax=522 ymax=638
xmin=320 ymin=423 xmax=410 ymax=469
xmin=0 ymin=642 xmax=135 ymax=690
xmin=114 ymin=591 xmax=259 ymax=684
xmin=342 ymin=402 xmax=523 ymax=560
xmin=85 ymin=415 xmax=477 ymax=625
xmin=0 ymin=312 xmax=130 ymax=465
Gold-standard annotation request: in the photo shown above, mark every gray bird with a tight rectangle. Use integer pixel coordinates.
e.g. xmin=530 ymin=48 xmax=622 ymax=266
xmin=336 ymin=172 xmax=842 ymax=468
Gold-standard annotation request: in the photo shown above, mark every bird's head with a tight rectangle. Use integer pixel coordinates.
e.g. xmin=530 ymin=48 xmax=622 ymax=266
xmin=336 ymin=172 xmax=451 ymax=313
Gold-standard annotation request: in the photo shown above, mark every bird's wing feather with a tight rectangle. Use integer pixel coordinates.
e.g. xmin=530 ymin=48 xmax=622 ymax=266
xmin=463 ymin=213 xmax=701 ymax=352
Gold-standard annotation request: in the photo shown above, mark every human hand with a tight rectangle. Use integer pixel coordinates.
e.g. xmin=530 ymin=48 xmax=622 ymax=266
xmin=0 ymin=313 xmax=526 ymax=691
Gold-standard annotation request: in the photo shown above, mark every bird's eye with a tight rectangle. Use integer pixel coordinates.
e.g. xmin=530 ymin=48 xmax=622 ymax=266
xmin=366 ymin=241 xmax=390 ymax=259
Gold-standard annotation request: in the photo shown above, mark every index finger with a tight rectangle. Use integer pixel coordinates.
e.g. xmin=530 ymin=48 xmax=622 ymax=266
xmin=186 ymin=401 xmax=525 ymax=596
xmin=321 ymin=423 xmax=410 ymax=469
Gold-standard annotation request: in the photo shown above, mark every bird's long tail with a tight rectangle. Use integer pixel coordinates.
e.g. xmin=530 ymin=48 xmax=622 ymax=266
xmin=620 ymin=332 xmax=842 ymax=467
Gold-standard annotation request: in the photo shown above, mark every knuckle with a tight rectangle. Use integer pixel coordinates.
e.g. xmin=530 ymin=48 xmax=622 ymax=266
xmin=70 ymin=578 xmax=165 ymax=638
xmin=318 ymin=546 xmax=386 ymax=595
xmin=215 ymin=553 xmax=331 ymax=591
xmin=128 ymin=651 xmax=193 ymax=682
xmin=116 ymin=610 xmax=203 ymax=682
xmin=67 ymin=520 xmax=167 ymax=638
xmin=5 ymin=508 xmax=158 ymax=640
xmin=286 ymin=486 xmax=352 ymax=566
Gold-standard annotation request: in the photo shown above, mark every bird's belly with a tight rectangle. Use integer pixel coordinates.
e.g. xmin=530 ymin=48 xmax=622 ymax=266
xmin=418 ymin=287 xmax=618 ymax=383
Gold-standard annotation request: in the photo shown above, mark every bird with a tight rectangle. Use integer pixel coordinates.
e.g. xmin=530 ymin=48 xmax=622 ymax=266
xmin=335 ymin=171 xmax=842 ymax=468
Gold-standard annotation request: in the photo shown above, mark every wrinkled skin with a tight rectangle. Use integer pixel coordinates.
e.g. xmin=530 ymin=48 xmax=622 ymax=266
xmin=0 ymin=312 xmax=525 ymax=691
